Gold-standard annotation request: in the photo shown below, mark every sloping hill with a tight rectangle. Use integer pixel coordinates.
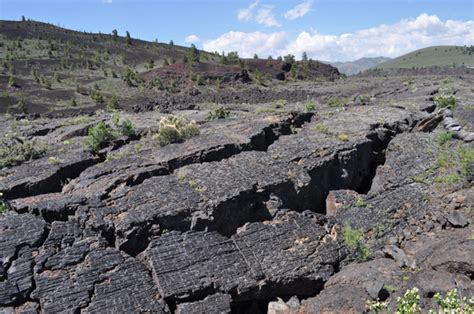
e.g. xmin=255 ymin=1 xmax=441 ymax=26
xmin=328 ymin=57 xmax=391 ymax=75
xmin=374 ymin=46 xmax=474 ymax=69
xmin=0 ymin=19 xmax=341 ymax=116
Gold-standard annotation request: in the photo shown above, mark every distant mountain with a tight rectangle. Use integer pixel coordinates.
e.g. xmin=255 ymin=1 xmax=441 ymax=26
xmin=373 ymin=46 xmax=474 ymax=70
xmin=325 ymin=57 xmax=391 ymax=75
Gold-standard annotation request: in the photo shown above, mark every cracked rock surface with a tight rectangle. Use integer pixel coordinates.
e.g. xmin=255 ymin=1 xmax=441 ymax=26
xmin=1 ymin=74 xmax=473 ymax=313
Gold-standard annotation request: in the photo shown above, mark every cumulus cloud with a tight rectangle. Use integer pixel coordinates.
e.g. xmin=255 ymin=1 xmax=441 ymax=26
xmin=204 ymin=14 xmax=474 ymax=62
xmin=237 ymin=0 xmax=259 ymax=21
xmin=255 ymin=6 xmax=281 ymax=27
xmin=237 ymin=1 xmax=280 ymax=27
xmin=185 ymin=34 xmax=200 ymax=44
xmin=284 ymin=0 xmax=313 ymax=20
xmin=102 ymin=0 xmax=112 ymax=4
xmin=203 ymin=31 xmax=288 ymax=58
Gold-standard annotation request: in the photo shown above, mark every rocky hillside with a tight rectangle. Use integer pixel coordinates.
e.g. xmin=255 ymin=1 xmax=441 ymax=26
xmin=0 ymin=20 xmax=341 ymax=117
xmin=0 ymin=68 xmax=473 ymax=312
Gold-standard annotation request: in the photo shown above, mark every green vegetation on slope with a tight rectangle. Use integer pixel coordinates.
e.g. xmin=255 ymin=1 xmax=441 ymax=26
xmin=374 ymin=46 xmax=474 ymax=69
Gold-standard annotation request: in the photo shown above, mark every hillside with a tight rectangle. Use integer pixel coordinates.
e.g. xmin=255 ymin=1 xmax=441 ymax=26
xmin=374 ymin=45 xmax=474 ymax=70
xmin=0 ymin=19 xmax=340 ymax=116
xmin=327 ymin=57 xmax=391 ymax=75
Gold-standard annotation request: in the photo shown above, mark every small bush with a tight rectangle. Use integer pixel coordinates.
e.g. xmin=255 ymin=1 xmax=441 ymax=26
xmin=433 ymin=288 xmax=474 ymax=312
xmin=338 ymin=133 xmax=349 ymax=142
xmin=0 ymin=197 xmax=7 ymax=215
xmin=396 ymin=287 xmax=421 ymax=314
xmin=434 ymin=94 xmax=457 ymax=109
xmin=8 ymin=75 xmax=17 ymax=87
xmin=366 ymin=299 xmax=388 ymax=313
xmin=304 ymin=101 xmax=316 ymax=112
xmin=343 ymin=225 xmax=369 ymax=261
xmin=90 ymin=90 xmax=104 ymax=104
xmin=313 ymin=123 xmax=330 ymax=134
xmin=106 ymin=95 xmax=119 ymax=110
xmin=327 ymin=96 xmax=348 ymax=108
xmin=207 ymin=105 xmax=230 ymax=120
xmin=355 ymin=197 xmax=365 ymax=207
xmin=83 ymin=121 xmax=117 ymax=153
xmin=273 ymin=99 xmax=287 ymax=109
xmin=83 ymin=114 xmax=135 ymax=153
xmin=153 ymin=116 xmax=199 ymax=147
xmin=0 ymin=135 xmax=48 ymax=168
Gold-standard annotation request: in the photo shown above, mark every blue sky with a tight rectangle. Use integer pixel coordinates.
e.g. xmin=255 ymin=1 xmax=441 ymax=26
xmin=1 ymin=0 xmax=473 ymax=61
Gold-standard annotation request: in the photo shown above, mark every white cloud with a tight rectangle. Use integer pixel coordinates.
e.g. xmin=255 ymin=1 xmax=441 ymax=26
xmin=102 ymin=0 xmax=112 ymax=4
xmin=203 ymin=31 xmax=288 ymax=58
xmin=255 ymin=6 xmax=281 ymax=27
xmin=204 ymin=14 xmax=474 ymax=62
xmin=284 ymin=0 xmax=313 ymax=20
xmin=185 ymin=34 xmax=200 ymax=44
xmin=237 ymin=1 xmax=280 ymax=27
xmin=237 ymin=0 xmax=259 ymax=21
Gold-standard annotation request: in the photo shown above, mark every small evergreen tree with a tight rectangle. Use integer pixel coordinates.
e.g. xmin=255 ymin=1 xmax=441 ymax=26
xmin=125 ymin=31 xmax=132 ymax=46
xmin=253 ymin=53 xmax=258 ymax=59
xmin=112 ymin=29 xmax=118 ymax=41
xmin=302 ymin=51 xmax=308 ymax=62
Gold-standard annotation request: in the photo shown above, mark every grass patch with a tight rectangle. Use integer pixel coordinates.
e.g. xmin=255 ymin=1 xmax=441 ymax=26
xmin=312 ymin=123 xmax=331 ymax=134
xmin=435 ymin=131 xmax=454 ymax=146
xmin=255 ymin=108 xmax=277 ymax=114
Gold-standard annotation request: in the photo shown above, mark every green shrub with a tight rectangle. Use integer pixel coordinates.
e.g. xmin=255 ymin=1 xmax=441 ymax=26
xmin=396 ymin=287 xmax=421 ymax=314
xmin=338 ymin=133 xmax=349 ymax=142
xmin=313 ymin=123 xmax=331 ymax=134
xmin=207 ymin=105 xmax=230 ymax=120
xmin=366 ymin=299 xmax=388 ymax=313
xmin=327 ymin=96 xmax=348 ymax=108
xmin=304 ymin=101 xmax=316 ymax=112
xmin=153 ymin=116 xmax=200 ymax=147
xmin=434 ymin=94 xmax=457 ymax=109
xmin=106 ymin=95 xmax=119 ymax=110
xmin=8 ymin=75 xmax=17 ymax=87
xmin=90 ymin=90 xmax=104 ymax=104
xmin=273 ymin=99 xmax=287 ymax=109
xmin=458 ymin=146 xmax=474 ymax=177
xmin=112 ymin=113 xmax=135 ymax=137
xmin=83 ymin=121 xmax=117 ymax=153
xmin=433 ymin=289 xmax=474 ymax=312
xmin=343 ymin=225 xmax=369 ymax=261
xmin=0 ymin=198 xmax=7 ymax=215
xmin=0 ymin=135 xmax=48 ymax=168
xmin=355 ymin=197 xmax=365 ymax=207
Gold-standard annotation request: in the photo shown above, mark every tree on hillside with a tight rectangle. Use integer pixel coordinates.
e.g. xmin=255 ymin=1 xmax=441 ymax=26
xmin=253 ymin=53 xmax=259 ymax=59
xmin=189 ymin=44 xmax=200 ymax=63
xmin=125 ymin=31 xmax=132 ymax=46
xmin=112 ymin=29 xmax=118 ymax=41
xmin=284 ymin=54 xmax=295 ymax=64
xmin=169 ymin=40 xmax=174 ymax=46
xmin=302 ymin=51 xmax=308 ymax=62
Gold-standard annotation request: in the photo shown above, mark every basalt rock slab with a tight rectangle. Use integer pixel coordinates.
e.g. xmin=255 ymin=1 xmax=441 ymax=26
xmin=142 ymin=211 xmax=344 ymax=304
xmin=176 ymin=293 xmax=232 ymax=314
xmin=0 ymin=213 xmax=47 ymax=306
xmin=0 ymin=150 xmax=100 ymax=199
xmin=30 ymin=221 xmax=168 ymax=313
